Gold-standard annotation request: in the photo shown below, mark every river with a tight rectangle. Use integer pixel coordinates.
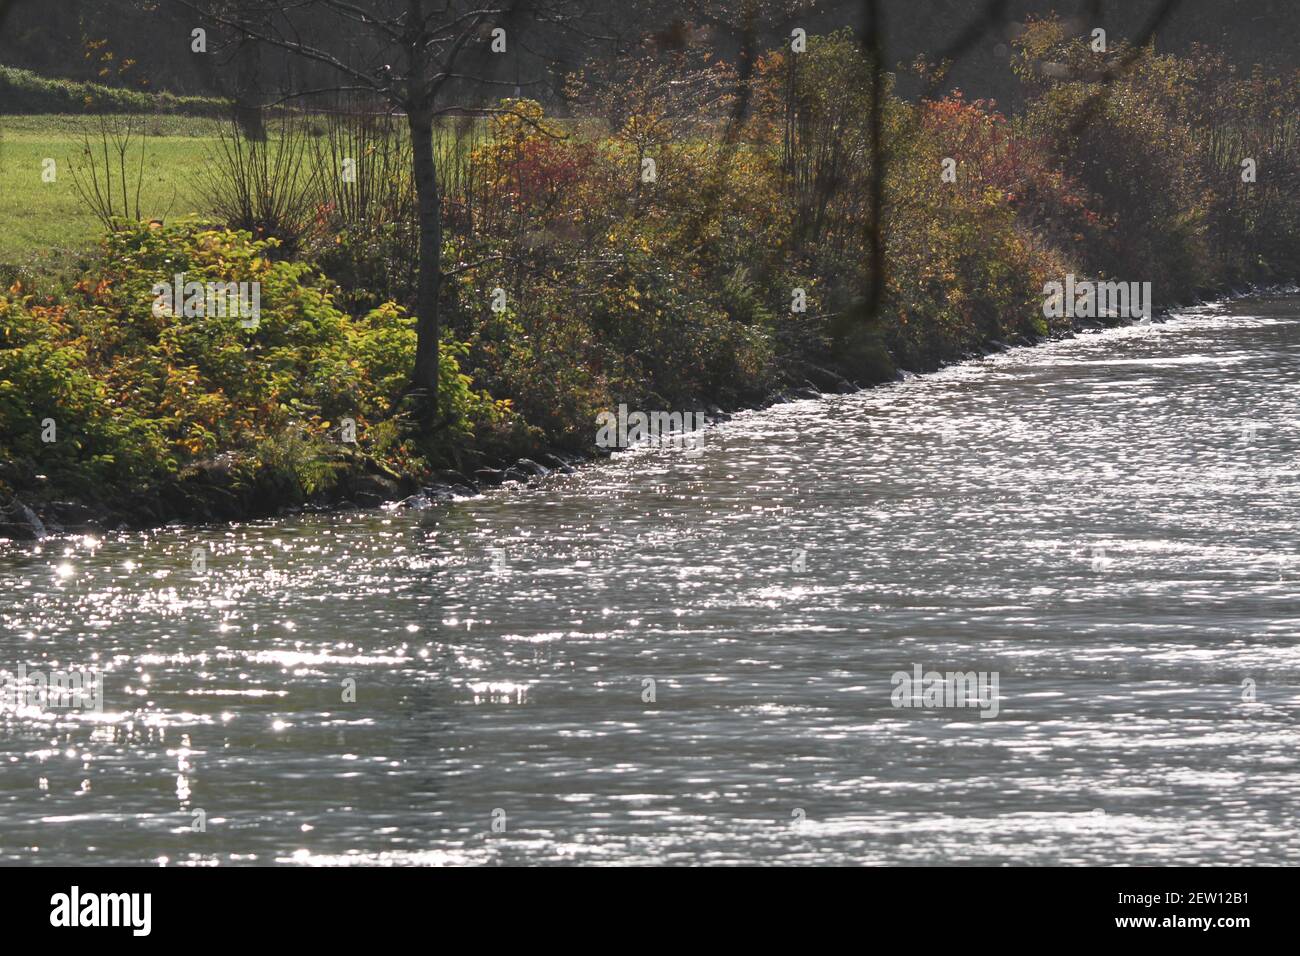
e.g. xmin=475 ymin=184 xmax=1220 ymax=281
xmin=3 ymin=294 xmax=1299 ymax=865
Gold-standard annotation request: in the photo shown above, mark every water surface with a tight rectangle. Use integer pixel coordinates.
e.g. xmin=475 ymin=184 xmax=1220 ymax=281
xmin=3 ymin=295 xmax=1299 ymax=865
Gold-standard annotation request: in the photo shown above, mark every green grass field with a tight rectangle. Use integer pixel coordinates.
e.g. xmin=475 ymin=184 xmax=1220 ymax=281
xmin=0 ymin=114 xmax=217 ymax=268
xmin=0 ymin=112 xmax=505 ymax=272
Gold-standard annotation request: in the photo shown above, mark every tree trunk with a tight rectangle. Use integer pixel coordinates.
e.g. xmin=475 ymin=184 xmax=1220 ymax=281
xmin=408 ymin=107 xmax=442 ymax=408
xmin=234 ymin=32 xmax=266 ymax=142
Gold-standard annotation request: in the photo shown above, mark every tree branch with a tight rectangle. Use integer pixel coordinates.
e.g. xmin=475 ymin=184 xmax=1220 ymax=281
xmin=175 ymin=0 xmax=388 ymax=95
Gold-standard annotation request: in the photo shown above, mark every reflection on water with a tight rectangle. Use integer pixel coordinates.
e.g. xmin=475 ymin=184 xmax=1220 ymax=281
xmin=3 ymin=296 xmax=1300 ymax=865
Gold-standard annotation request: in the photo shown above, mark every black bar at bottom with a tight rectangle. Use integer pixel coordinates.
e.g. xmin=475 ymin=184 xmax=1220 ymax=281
xmin=0 ymin=865 xmax=1277 ymax=942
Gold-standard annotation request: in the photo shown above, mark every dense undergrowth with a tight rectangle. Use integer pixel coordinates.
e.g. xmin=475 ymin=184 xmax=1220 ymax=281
xmin=2 ymin=18 xmax=1298 ymax=525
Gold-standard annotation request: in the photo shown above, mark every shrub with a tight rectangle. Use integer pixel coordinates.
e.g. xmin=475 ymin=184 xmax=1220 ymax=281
xmin=0 ymin=221 xmax=510 ymax=502
xmin=193 ymin=115 xmax=323 ymax=257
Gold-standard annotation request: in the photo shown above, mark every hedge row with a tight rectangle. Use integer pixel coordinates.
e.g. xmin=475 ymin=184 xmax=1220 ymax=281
xmin=0 ymin=66 xmax=228 ymax=116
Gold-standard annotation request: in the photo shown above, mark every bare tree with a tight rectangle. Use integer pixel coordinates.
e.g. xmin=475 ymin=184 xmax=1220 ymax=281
xmin=176 ymin=0 xmax=596 ymax=425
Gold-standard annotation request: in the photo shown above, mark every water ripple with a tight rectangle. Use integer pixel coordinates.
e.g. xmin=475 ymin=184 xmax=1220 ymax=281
xmin=3 ymin=296 xmax=1299 ymax=864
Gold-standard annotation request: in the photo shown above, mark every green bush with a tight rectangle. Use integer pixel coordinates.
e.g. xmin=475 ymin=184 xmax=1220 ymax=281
xmin=0 ymin=221 xmax=511 ymax=502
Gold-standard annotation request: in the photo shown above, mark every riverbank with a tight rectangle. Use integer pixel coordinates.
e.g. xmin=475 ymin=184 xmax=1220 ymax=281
xmin=4 ymin=282 xmax=1292 ymax=542
xmin=4 ymin=21 xmax=1297 ymax=539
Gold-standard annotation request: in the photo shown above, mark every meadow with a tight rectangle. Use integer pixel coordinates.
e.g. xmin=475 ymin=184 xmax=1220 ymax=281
xmin=0 ymin=114 xmax=218 ymax=266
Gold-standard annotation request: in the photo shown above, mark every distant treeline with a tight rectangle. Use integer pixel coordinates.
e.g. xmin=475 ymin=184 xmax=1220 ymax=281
xmin=1 ymin=1 xmax=1298 ymax=113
